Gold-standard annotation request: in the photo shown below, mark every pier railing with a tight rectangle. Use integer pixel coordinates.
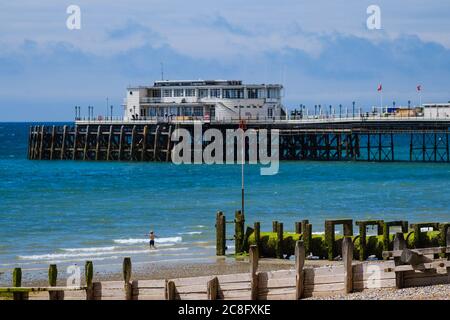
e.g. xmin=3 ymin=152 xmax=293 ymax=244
xmin=74 ymin=112 xmax=450 ymax=125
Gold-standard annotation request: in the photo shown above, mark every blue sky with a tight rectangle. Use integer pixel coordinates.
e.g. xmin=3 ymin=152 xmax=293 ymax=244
xmin=1 ymin=1 xmax=450 ymax=121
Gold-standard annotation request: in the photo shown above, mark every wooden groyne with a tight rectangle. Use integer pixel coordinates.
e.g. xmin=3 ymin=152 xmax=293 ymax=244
xmin=216 ymin=212 xmax=450 ymax=261
xmin=3 ymin=239 xmax=450 ymax=300
xmin=28 ymin=120 xmax=450 ymax=162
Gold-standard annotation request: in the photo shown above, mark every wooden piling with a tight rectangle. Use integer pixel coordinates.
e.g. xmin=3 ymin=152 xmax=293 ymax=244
xmin=85 ymin=261 xmax=94 ymax=300
xmin=50 ymin=125 xmax=56 ymax=160
xmin=60 ymin=125 xmax=67 ymax=160
xmin=106 ymin=125 xmax=113 ymax=160
xmin=272 ymin=221 xmax=278 ymax=233
xmin=343 ymin=237 xmax=353 ymax=294
xmin=295 ymin=241 xmax=305 ymax=299
xmin=276 ymin=222 xmax=284 ymax=259
xmin=249 ymin=245 xmax=259 ymax=300
xmin=83 ymin=125 xmax=90 ymax=160
xmin=123 ymin=257 xmax=132 ymax=300
xmin=447 ymin=228 xmax=450 ymax=261
xmin=254 ymin=222 xmax=261 ymax=250
xmin=235 ymin=210 xmax=245 ymax=254
xmin=153 ymin=125 xmax=160 ymax=161
xmin=304 ymin=223 xmax=312 ymax=255
xmin=71 ymin=126 xmax=77 ymax=160
xmin=130 ymin=125 xmax=136 ymax=160
xmin=118 ymin=125 xmax=125 ymax=160
xmin=295 ymin=222 xmax=301 ymax=234
xmin=166 ymin=125 xmax=173 ymax=162
xmin=393 ymin=232 xmax=406 ymax=289
xmin=207 ymin=277 xmax=219 ymax=300
xmin=48 ymin=264 xmax=63 ymax=300
xmin=12 ymin=267 xmax=26 ymax=300
xmin=166 ymin=280 xmax=176 ymax=300
xmin=95 ymin=125 xmax=101 ymax=160
xmin=141 ymin=125 xmax=148 ymax=161
xmin=216 ymin=211 xmax=226 ymax=256
xmin=38 ymin=126 xmax=45 ymax=160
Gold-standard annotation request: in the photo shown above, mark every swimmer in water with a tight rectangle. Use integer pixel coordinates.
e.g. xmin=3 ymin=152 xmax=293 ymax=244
xmin=148 ymin=231 xmax=156 ymax=249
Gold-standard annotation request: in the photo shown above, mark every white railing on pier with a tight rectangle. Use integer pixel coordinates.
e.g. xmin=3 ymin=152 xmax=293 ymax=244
xmin=75 ymin=112 xmax=450 ymax=125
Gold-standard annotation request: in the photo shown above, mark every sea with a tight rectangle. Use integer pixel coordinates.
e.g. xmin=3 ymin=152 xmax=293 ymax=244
xmin=1 ymin=122 xmax=450 ymax=284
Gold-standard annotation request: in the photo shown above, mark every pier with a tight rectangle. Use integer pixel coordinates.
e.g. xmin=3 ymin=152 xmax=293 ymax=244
xmin=28 ymin=117 xmax=450 ymax=162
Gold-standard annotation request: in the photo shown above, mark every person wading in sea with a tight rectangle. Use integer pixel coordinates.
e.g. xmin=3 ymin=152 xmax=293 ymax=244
xmin=146 ymin=231 xmax=157 ymax=249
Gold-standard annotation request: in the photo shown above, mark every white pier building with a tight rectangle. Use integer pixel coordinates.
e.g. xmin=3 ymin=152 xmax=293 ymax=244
xmin=124 ymin=80 xmax=285 ymax=122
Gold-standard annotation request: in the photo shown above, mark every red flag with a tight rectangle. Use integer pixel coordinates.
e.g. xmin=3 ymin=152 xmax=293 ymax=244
xmin=417 ymin=85 xmax=421 ymax=92
xmin=377 ymin=84 xmax=382 ymax=92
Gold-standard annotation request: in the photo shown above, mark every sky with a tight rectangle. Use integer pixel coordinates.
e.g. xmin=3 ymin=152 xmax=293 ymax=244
xmin=0 ymin=1 xmax=450 ymax=121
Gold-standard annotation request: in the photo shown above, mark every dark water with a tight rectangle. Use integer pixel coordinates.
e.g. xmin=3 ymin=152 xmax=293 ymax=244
xmin=1 ymin=123 xmax=450 ymax=282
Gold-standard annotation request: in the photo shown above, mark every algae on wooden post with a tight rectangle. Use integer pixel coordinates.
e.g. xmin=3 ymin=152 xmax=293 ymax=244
xmin=85 ymin=260 xmax=94 ymax=300
xmin=272 ymin=221 xmax=278 ymax=233
xmin=235 ymin=210 xmax=245 ymax=254
xmin=324 ymin=220 xmax=335 ymax=260
xmin=304 ymin=223 xmax=312 ymax=255
xmin=12 ymin=268 xmax=27 ymax=300
xmin=276 ymin=223 xmax=284 ymax=259
xmin=48 ymin=264 xmax=63 ymax=300
xmin=216 ymin=211 xmax=226 ymax=256
xmin=254 ymin=222 xmax=261 ymax=250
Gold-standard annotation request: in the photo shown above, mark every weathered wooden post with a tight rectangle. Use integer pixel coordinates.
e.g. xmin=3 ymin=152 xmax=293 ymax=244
xmin=295 ymin=241 xmax=305 ymax=299
xmin=249 ymin=245 xmax=259 ymax=300
xmin=216 ymin=211 xmax=226 ymax=256
xmin=304 ymin=223 xmax=312 ymax=255
xmin=254 ymin=222 xmax=261 ymax=250
xmin=12 ymin=267 xmax=27 ymax=300
xmin=272 ymin=221 xmax=278 ymax=233
xmin=85 ymin=261 xmax=94 ymax=300
xmin=295 ymin=222 xmax=301 ymax=234
xmin=123 ymin=257 xmax=132 ymax=300
xmin=447 ymin=228 xmax=450 ymax=261
xmin=207 ymin=277 xmax=219 ymax=300
xmin=276 ymin=222 xmax=284 ymax=259
xmin=166 ymin=280 xmax=177 ymax=300
xmin=342 ymin=237 xmax=353 ymax=294
xmin=439 ymin=223 xmax=450 ymax=258
xmin=393 ymin=232 xmax=406 ymax=289
xmin=48 ymin=264 xmax=63 ymax=300
xmin=235 ymin=210 xmax=245 ymax=254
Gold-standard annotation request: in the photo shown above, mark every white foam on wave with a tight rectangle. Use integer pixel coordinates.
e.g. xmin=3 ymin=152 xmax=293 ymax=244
xmin=18 ymin=246 xmax=189 ymax=261
xmin=114 ymin=236 xmax=182 ymax=244
xmin=177 ymin=231 xmax=202 ymax=235
xmin=61 ymin=246 xmax=117 ymax=252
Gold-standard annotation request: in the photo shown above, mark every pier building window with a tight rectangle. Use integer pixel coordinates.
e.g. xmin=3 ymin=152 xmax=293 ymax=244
xmin=169 ymin=106 xmax=178 ymax=116
xmin=185 ymin=89 xmax=196 ymax=97
xmin=210 ymin=106 xmax=215 ymax=119
xmin=223 ymin=89 xmax=244 ymax=99
xmin=149 ymin=107 xmax=157 ymax=117
xmin=174 ymin=89 xmax=184 ymax=97
xmin=267 ymin=88 xmax=280 ymax=99
xmin=210 ymin=89 xmax=221 ymax=98
xmin=199 ymin=89 xmax=209 ymax=98
xmin=163 ymin=89 xmax=172 ymax=97
xmin=182 ymin=106 xmax=193 ymax=116
xmin=247 ymin=88 xmax=258 ymax=99
xmin=193 ymin=107 xmax=203 ymax=116
xmin=268 ymin=108 xmax=273 ymax=117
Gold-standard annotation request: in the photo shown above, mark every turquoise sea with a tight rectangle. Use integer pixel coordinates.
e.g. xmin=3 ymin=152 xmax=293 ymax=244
xmin=1 ymin=123 xmax=450 ymax=283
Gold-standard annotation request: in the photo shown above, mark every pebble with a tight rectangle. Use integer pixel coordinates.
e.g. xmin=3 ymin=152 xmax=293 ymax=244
xmin=306 ymin=283 xmax=450 ymax=300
